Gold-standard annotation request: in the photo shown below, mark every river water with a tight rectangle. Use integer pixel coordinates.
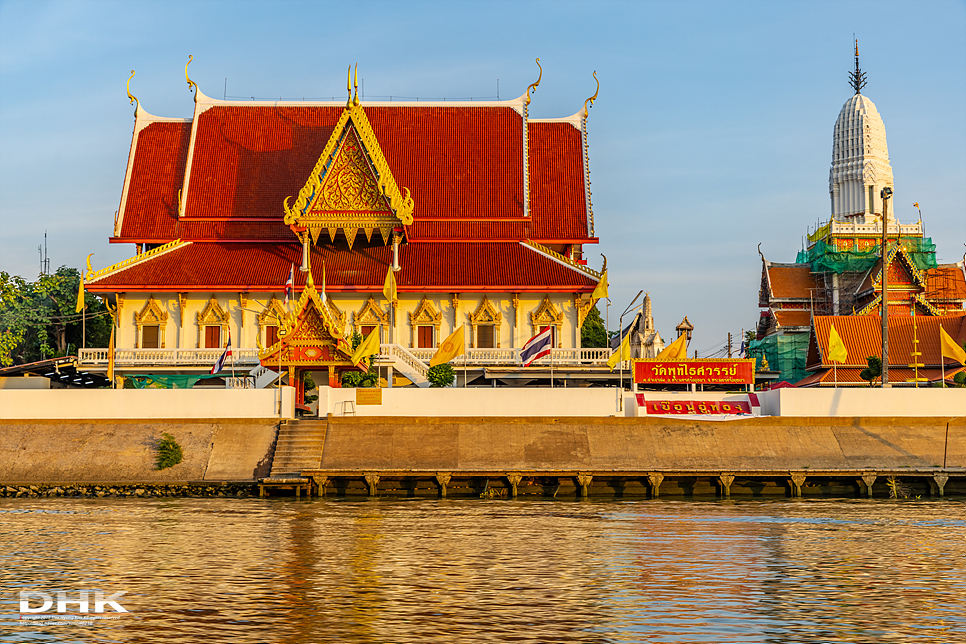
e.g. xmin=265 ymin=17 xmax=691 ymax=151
xmin=1 ymin=498 xmax=964 ymax=643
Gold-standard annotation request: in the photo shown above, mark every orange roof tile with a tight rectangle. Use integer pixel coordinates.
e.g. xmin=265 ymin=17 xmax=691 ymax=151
xmin=925 ymin=265 xmax=966 ymax=300
xmin=767 ymin=265 xmax=814 ymax=299
xmin=812 ymin=314 xmax=966 ymax=368
xmin=797 ymin=366 xmax=965 ymax=387
xmin=774 ymin=310 xmax=811 ymax=328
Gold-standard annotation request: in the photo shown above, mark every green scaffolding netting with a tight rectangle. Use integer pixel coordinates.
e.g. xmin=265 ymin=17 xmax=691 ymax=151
xmin=126 ymin=374 xmax=223 ymax=389
xmin=748 ymin=334 xmax=809 ymax=385
xmin=795 ymin=237 xmax=937 ymax=274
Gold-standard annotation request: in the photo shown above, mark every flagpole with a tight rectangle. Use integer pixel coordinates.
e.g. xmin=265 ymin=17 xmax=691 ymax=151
xmin=941 ymin=325 xmax=946 ymax=388
xmin=550 ymin=329 xmax=554 ymax=389
xmin=463 ymin=325 xmax=467 ymax=388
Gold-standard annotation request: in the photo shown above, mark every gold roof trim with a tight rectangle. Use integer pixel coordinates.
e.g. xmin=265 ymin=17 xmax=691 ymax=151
xmin=86 ymin=239 xmax=189 ymax=283
xmin=283 ymin=97 xmax=414 ymax=231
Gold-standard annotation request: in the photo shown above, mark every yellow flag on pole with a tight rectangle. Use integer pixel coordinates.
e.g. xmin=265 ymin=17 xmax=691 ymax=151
xmin=383 ymin=266 xmax=397 ymax=303
xmin=431 ymin=324 xmax=465 ymax=367
xmin=590 ymin=270 xmax=608 ymax=302
xmin=350 ymin=327 xmax=381 ymax=368
xmin=827 ymin=323 xmax=848 ymax=364
xmin=940 ymin=324 xmax=966 ymax=365
xmin=655 ymin=333 xmax=688 ymax=360
xmin=607 ymin=330 xmax=631 ymax=371
xmin=75 ymin=274 xmax=86 ymax=313
xmin=107 ymin=325 xmax=116 ymax=384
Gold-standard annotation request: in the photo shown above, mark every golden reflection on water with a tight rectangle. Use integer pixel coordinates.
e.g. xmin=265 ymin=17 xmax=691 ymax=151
xmin=1 ymin=498 xmax=964 ymax=643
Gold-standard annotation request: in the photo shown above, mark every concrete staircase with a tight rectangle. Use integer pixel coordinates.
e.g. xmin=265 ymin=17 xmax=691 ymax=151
xmin=268 ymin=419 xmax=327 ymax=476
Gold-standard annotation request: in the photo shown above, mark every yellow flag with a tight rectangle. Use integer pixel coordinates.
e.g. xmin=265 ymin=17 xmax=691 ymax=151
xmin=590 ymin=270 xmax=608 ymax=302
xmin=350 ymin=327 xmax=381 ymax=368
xmin=75 ymin=275 xmax=86 ymax=313
xmin=431 ymin=324 xmax=465 ymax=366
xmin=107 ymin=325 xmax=115 ymax=384
xmin=827 ymin=323 xmax=848 ymax=364
xmin=383 ymin=266 xmax=397 ymax=303
xmin=607 ymin=330 xmax=631 ymax=371
xmin=655 ymin=333 xmax=688 ymax=360
xmin=940 ymin=324 xmax=966 ymax=365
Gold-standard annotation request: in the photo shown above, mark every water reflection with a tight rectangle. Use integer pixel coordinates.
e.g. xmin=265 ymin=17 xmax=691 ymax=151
xmin=1 ymin=498 xmax=964 ymax=643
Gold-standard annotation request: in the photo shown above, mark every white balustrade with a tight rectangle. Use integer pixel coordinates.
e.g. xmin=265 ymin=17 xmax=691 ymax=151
xmin=78 ymin=348 xmax=260 ymax=368
xmin=78 ymin=345 xmax=616 ymax=372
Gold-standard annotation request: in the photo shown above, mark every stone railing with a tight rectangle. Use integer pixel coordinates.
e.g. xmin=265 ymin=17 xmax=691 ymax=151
xmin=78 ymin=346 xmax=614 ymax=371
xmin=405 ymin=346 xmax=611 ymax=367
xmin=78 ymin=348 xmax=261 ymax=368
xmin=817 ymin=220 xmax=923 ymax=239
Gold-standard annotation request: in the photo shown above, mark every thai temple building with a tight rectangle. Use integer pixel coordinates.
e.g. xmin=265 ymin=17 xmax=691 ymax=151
xmin=754 ymin=44 xmax=966 ymax=386
xmin=80 ymin=61 xmax=618 ymax=391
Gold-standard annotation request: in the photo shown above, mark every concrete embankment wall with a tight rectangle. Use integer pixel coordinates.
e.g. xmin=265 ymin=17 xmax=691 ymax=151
xmin=0 ymin=420 xmax=278 ymax=482
xmin=0 ymin=388 xmax=296 ymax=420
xmin=319 ymin=415 xmax=966 ymax=472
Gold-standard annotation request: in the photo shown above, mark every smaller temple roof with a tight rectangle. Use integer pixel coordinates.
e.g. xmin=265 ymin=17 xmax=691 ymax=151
xmin=808 ymin=313 xmax=966 ymax=370
xmin=773 ymin=310 xmax=812 ymax=329
xmin=764 ymin=263 xmax=814 ymax=300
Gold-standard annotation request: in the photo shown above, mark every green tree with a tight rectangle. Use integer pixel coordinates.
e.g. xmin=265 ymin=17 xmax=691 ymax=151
xmin=340 ymin=331 xmax=379 ymax=387
xmin=581 ymin=306 xmax=607 ymax=348
xmin=0 ymin=266 xmax=112 ymax=366
xmin=860 ymin=355 xmax=882 ymax=387
xmin=427 ymin=363 xmax=455 ymax=387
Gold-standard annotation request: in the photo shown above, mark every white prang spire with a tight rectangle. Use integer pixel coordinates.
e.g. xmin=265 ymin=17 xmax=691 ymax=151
xmin=828 ymin=42 xmax=895 ymax=223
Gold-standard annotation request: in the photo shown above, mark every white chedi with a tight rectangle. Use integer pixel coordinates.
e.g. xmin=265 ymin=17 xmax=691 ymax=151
xmin=829 ymin=93 xmax=894 ymax=222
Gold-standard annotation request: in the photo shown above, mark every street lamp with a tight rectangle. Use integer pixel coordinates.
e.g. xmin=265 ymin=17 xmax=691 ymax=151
xmin=618 ymin=290 xmax=644 ymax=406
xmin=880 ymin=186 xmax=893 ymax=387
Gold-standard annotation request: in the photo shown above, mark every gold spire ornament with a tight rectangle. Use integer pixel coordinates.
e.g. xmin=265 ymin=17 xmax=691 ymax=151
xmin=353 ymin=64 xmax=360 ymax=106
xmin=126 ymin=70 xmax=139 ymax=116
xmin=583 ymin=71 xmax=599 ymax=119
xmin=525 ymin=58 xmax=542 ymax=106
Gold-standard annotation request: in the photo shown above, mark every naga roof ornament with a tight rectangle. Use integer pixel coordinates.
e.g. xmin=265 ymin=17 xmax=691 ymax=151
xmin=524 ymin=58 xmax=542 ymax=106
xmin=583 ymin=71 xmax=599 ymax=119
xmin=126 ymin=70 xmax=139 ymax=116
xmin=185 ymin=55 xmax=199 ymax=100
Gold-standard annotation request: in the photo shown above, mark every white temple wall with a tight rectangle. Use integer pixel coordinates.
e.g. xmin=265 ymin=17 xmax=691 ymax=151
xmin=109 ymin=291 xmax=582 ymax=351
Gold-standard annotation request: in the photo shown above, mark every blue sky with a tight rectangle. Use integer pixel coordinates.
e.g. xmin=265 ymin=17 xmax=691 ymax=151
xmin=1 ymin=0 xmax=964 ymax=352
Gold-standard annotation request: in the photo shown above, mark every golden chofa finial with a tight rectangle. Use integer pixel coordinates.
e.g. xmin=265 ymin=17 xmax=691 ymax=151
xmin=185 ymin=55 xmax=198 ymax=98
xmin=525 ymin=58 xmax=542 ymax=106
xmin=126 ymin=70 xmax=139 ymax=115
xmin=346 ymin=65 xmax=352 ymax=106
xmin=353 ymin=63 xmax=360 ymax=106
xmin=583 ymin=71 xmax=599 ymax=119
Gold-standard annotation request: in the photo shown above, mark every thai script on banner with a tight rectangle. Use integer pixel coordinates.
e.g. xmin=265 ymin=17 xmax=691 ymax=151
xmin=636 ymin=396 xmax=751 ymax=415
xmin=634 ymin=359 xmax=755 ymax=384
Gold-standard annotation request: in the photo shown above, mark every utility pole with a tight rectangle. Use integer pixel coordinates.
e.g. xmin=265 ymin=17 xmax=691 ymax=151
xmin=727 ymin=332 xmax=733 ymax=359
xmin=880 ymin=186 xmax=893 ymax=387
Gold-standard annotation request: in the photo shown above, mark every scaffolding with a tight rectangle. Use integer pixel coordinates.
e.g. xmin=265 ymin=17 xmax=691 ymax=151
xmin=796 ymin=237 xmax=938 ymax=274
xmin=747 ymin=333 xmax=809 ymax=385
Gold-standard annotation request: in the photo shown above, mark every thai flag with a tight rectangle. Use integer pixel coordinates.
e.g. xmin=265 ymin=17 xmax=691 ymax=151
xmin=210 ymin=332 xmax=232 ymax=375
xmin=521 ymin=327 xmax=554 ymax=367
xmin=284 ymin=263 xmax=294 ymax=304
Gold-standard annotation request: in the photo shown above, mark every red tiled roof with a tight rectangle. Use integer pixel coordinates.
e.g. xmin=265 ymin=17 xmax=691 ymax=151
xmin=774 ymin=310 xmax=811 ymax=328
xmin=811 ymin=314 xmax=966 ymax=368
xmin=87 ymin=241 xmax=598 ymax=292
xmin=767 ymin=265 xmax=814 ymax=299
xmin=115 ymin=104 xmax=598 ymax=246
xmin=528 ymin=122 xmax=589 ymax=239
xmin=925 ymin=265 xmax=966 ymax=300
xmin=182 ymin=105 xmax=526 ymax=220
xmin=117 ymin=121 xmax=191 ymax=239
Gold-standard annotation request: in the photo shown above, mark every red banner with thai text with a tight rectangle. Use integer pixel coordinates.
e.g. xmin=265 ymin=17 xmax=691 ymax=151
xmin=634 ymin=359 xmax=755 ymax=384
xmin=636 ymin=396 xmax=751 ymax=415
